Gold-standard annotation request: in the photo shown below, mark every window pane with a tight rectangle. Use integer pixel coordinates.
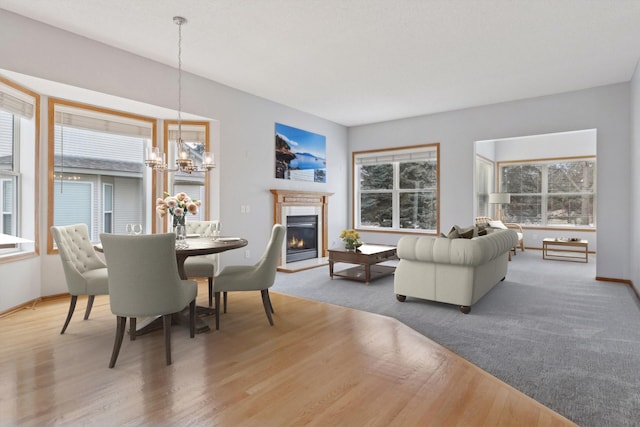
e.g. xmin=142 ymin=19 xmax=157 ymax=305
xmin=399 ymin=192 xmax=437 ymax=230
xmin=360 ymin=193 xmax=392 ymax=228
xmin=54 ymin=181 xmax=92 ymax=232
xmin=0 ymin=111 xmax=13 ymax=171
xmin=504 ymin=195 xmax=542 ymax=225
xmin=399 ymin=161 xmax=436 ymax=189
xmin=501 ymin=164 xmax=542 ymax=193
xmin=54 ymin=112 xmax=147 ymax=238
xmin=360 ymin=164 xmax=393 ymax=190
xmin=548 ymin=161 xmax=595 ymax=193
xmin=2 ymin=178 xmax=15 ymax=234
xmin=547 ymin=195 xmax=594 ymax=226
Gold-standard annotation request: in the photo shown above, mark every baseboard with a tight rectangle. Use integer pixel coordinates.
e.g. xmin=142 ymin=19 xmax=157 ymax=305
xmin=0 ymin=292 xmax=68 ymax=318
xmin=596 ymin=277 xmax=640 ymax=301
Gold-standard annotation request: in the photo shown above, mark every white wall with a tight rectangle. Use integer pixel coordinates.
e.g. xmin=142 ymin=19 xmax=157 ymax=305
xmin=349 ymin=84 xmax=631 ymax=280
xmin=0 ymin=10 xmax=349 ymax=311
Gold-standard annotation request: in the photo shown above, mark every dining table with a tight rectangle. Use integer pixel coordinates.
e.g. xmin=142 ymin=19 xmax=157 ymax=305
xmin=96 ymin=235 xmax=248 ymax=334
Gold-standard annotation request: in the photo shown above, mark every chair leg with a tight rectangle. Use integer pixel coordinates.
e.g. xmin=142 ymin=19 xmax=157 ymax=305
xmin=84 ymin=295 xmax=95 ymax=320
xmin=208 ymin=277 xmax=213 ymax=307
xmin=129 ymin=317 xmax=137 ymax=341
xmin=189 ymin=300 xmax=196 ymax=338
xmin=109 ymin=316 xmax=127 ymax=368
xmin=261 ymin=289 xmax=274 ymax=326
xmin=214 ymin=292 xmax=221 ymax=330
xmin=60 ymin=295 xmax=78 ymax=334
xmin=163 ymin=314 xmax=172 ymax=365
xmin=266 ymin=291 xmax=275 ymax=314
xmin=223 ymin=291 xmax=228 ymax=313
xmin=520 ymin=240 xmax=525 ymax=252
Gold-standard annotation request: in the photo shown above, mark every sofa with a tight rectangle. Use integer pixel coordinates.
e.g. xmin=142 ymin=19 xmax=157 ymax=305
xmin=393 ymin=228 xmax=518 ymax=313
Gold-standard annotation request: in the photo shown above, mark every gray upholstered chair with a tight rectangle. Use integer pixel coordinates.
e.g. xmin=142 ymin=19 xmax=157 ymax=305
xmin=184 ymin=220 xmax=221 ymax=307
xmin=213 ymin=224 xmax=285 ymax=330
xmin=51 ymin=224 xmax=109 ymax=334
xmin=100 ymin=233 xmax=198 ymax=368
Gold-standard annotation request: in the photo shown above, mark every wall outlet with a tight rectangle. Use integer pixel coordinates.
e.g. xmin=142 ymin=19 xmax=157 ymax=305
xmin=245 ymin=205 xmax=250 ymax=213
xmin=240 ymin=205 xmax=246 ymax=213
xmin=245 ymin=250 xmax=250 ymax=258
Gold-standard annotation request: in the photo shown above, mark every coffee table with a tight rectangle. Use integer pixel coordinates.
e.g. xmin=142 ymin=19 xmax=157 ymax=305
xmin=542 ymin=238 xmax=588 ymax=263
xmin=328 ymin=244 xmax=397 ymax=284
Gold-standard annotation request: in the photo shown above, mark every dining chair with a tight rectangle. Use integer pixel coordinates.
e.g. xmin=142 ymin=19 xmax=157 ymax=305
xmin=184 ymin=220 xmax=222 ymax=307
xmin=100 ymin=233 xmax=198 ymax=368
xmin=51 ymin=224 xmax=109 ymax=334
xmin=213 ymin=224 xmax=285 ymax=330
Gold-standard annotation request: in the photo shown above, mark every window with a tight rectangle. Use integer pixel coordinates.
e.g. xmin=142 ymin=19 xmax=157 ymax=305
xmin=499 ymin=157 xmax=596 ymax=227
xmin=0 ymin=78 xmax=38 ymax=257
xmin=165 ymin=121 xmax=210 ymax=223
xmin=49 ymin=99 xmax=155 ymax=247
xmin=475 ymin=155 xmax=494 ymax=217
xmin=103 ymin=183 xmax=113 ymax=233
xmin=354 ymin=144 xmax=439 ymax=233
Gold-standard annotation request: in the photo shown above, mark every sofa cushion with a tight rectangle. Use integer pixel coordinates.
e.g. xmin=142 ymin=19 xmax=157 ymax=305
xmin=455 ymin=225 xmax=475 ymax=239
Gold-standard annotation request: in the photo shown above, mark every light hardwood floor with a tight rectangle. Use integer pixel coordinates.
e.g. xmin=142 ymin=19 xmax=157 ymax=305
xmin=1 ymin=281 xmax=576 ymax=426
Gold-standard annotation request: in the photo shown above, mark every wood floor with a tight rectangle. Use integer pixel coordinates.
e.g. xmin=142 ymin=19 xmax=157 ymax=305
xmin=0 ymin=281 xmax=576 ymax=426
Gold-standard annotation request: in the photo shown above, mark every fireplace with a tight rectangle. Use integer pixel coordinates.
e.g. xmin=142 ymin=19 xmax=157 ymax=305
xmin=286 ymin=215 xmax=318 ymax=263
xmin=271 ymin=189 xmax=333 ymax=271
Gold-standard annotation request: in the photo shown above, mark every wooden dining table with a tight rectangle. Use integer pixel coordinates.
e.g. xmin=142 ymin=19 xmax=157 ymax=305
xmin=96 ymin=235 xmax=248 ymax=334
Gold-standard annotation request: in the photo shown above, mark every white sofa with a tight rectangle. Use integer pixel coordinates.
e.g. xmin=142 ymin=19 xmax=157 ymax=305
xmin=393 ymin=229 xmax=518 ymax=313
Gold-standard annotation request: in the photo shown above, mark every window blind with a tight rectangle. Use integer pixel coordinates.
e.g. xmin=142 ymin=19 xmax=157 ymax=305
xmin=355 ymin=149 xmax=437 ymax=165
xmin=0 ymin=90 xmax=34 ymax=119
xmin=54 ymin=111 xmax=152 ymax=139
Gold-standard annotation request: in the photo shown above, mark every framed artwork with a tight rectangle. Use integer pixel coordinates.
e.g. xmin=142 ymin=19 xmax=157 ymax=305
xmin=275 ymin=122 xmax=326 ymax=183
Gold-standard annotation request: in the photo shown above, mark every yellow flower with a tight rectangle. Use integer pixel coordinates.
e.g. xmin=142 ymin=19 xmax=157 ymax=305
xmin=339 ymin=229 xmax=360 ymax=240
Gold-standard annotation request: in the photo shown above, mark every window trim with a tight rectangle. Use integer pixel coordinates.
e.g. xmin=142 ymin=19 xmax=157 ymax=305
xmin=352 ymin=143 xmax=440 ymax=235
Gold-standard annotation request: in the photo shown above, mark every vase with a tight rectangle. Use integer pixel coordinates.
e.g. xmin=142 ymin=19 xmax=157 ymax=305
xmin=344 ymin=240 xmax=357 ymax=251
xmin=172 ymin=214 xmax=186 ymax=231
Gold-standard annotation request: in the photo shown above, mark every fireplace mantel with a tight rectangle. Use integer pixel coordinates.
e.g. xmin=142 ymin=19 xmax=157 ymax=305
xmin=271 ymin=189 xmax=333 ymax=269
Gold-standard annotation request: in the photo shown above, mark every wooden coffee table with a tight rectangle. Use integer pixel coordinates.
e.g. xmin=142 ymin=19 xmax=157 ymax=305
xmin=542 ymin=238 xmax=588 ymax=263
xmin=328 ymin=244 xmax=397 ymax=284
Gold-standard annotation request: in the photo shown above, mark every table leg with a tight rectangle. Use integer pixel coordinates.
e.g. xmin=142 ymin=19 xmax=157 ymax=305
xmin=329 ymin=260 xmax=334 ymax=279
xmin=365 ymin=264 xmax=371 ymax=284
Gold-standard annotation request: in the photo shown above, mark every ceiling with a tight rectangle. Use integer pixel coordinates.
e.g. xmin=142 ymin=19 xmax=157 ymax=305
xmin=2 ymin=0 xmax=640 ymax=127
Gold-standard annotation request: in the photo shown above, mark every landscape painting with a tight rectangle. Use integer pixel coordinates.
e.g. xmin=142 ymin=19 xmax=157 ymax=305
xmin=275 ymin=123 xmax=326 ymax=183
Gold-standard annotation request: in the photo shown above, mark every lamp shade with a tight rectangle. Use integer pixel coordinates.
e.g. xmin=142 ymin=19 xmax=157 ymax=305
xmin=488 ymin=193 xmax=511 ymax=204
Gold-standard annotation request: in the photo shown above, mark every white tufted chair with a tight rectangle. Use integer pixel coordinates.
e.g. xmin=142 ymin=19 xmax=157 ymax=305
xmin=100 ymin=233 xmax=198 ymax=368
xmin=213 ymin=224 xmax=285 ymax=330
xmin=51 ymin=224 xmax=109 ymax=334
xmin=184 ymin=220 xmax=221 ymax=307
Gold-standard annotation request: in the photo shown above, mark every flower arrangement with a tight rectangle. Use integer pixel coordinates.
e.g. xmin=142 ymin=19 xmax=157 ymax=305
xmin=156 ymin=191 xmax=201 ymax=227
xmin=339 ymin=229 xmax=362 ymax=250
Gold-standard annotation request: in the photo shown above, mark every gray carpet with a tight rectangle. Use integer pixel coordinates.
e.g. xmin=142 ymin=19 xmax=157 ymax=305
xmin=272 ymin=251 xmax=640 ymax=427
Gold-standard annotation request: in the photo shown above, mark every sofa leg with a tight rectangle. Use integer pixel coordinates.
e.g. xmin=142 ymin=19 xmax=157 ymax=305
xmin=396 ymin=294 xmax=407 ymax=302
xmin=501 ymin=276 xmax=506 ymax=281
xmin=459 ymin=305 xmax=471 ymax=314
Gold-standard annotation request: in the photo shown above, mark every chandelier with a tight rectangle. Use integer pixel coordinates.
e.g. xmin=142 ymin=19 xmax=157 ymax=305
xmin=145 ymin=16 xmax=215 ymax=174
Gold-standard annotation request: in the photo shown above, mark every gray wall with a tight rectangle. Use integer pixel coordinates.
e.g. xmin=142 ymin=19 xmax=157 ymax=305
xmin=349 ymin=84 xmax=631 ymax=280
xmin=0 ymin=10 xmax=349 ymax=311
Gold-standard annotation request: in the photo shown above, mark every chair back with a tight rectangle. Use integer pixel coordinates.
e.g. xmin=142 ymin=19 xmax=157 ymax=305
xmin=253 ymin=224 xmax=286 ymax=288
xmin=51 ymin=224 xmax=106 ymax=294
xmin=100 ymin=233 xmax=189 ymax=317
xmin=186 ymin=220 xmax=220 ymax=236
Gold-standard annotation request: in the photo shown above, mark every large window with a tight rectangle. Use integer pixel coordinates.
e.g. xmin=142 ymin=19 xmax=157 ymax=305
xmin=49 ymin=99 xmax=155 ymax=247
xmin=354 ymin=144 xmax=439 ymax=233
xmin=0 ymin=78 xmax=37 ymax=257
xmin=499 ymin=157 xmax=596 ymax=227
